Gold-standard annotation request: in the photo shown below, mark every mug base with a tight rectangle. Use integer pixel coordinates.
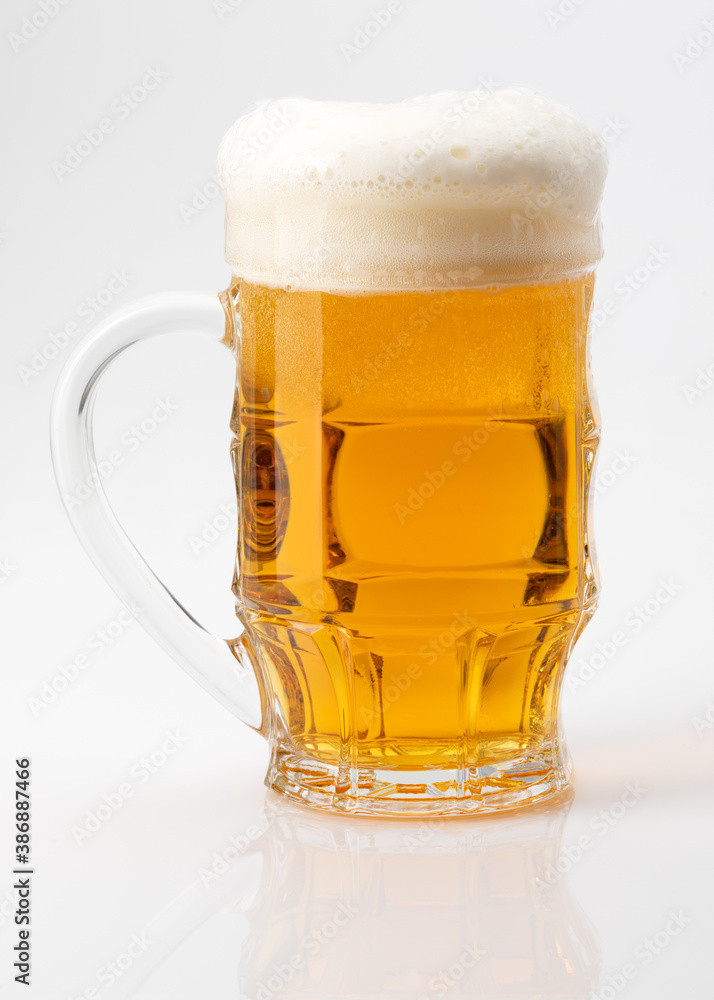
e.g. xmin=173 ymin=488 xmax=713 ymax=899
xmin=267 ymin=737 xmax=571 ymax=817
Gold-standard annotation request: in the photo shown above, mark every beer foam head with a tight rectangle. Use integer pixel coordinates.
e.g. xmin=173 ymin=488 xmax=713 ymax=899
xmin=217 ymin=89 xmax=607 ymax=291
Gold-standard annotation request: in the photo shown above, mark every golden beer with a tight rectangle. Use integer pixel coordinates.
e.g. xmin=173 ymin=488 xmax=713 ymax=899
xmin=226 ymin=273 xmax=599 ymax=807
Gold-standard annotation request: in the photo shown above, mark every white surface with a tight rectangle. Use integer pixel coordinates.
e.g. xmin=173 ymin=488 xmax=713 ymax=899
xmin=2 ymin=0 xmax=713 ymax=997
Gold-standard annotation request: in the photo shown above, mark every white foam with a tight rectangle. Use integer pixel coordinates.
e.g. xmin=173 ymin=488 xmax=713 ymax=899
xmin=217 ymin=89 xmax=608 ymax=291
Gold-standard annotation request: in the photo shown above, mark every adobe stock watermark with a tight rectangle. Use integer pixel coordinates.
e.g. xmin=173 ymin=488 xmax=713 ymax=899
xmin=180 ymin=100 xmax=298 ymax=222
xmin=567 ymin=579 xmax=681 ymax=694
xmin=681 ymin=356 xmax=714 ymax=404
xmin=544 ymin=0 xmax=593 ymax=31
xmin=510 ymin=116 xmax=627 ymax=240
xmin=383 ymin=76 xmax=500 ymax=186
xmin=402 ymin=819 xmax=447 ymax=854
xmin=352 ymin=285 xmax=505 ymax=396
xmin=515 ymin=441 xmax=635 ymax=584
xmin=340 ymin=0 xmax=414 ymax=62
xmin=415 ymin=943 xmax=486 ymax=998
xmin=537 ymin=781 xmax=647 ymax=889
xmin=356 ymin=661 xmax=424 ymax=730
xmin=401 ymin=815 xmax=483 ymax=856
xmin=8 ymin=0 xmax=72 ymax=54
xmin=672 ymin=14 xmax=714 ymax=73
xmin=357 ymin=610 xmax=476 ymax=731
xmin=593 ymin=911 xmax=692 ymax=1000
xmin=213 ymin=0 xmax=249 ymax=20
xmin=393 ymin=410 xmax=504 ymax=524
xmin=417 ymin=611 xmax=477 ymax=666
xmin=691 ymin=699 xmax=714 ymax=737
xmin=27 ymin=605 xmax=139 ymax=716
xmin=18 ymin=268 xmax=135 ymax=384
xmin=179 ymin=175 xmax=222 ymax=223
xmin=198 ymin=823 xmax=263 ymax=887
xmin=351 ymin=291 xmax=461 ymax=395
xmin=0 ymin=557 xmax=17 ymax=585
xmin=350 ymin=327 xmax=413 ymax=394
xmin=61 ymin=397 xmax=179 ymax=509
xmin=196 ymin=799 xmax=295 ymax=888
xmin=188 ymin=500 xmax=236 ymax=555
xmin=283 ymin=236 xmax=339 ymax=287
xmin=590 ymin=247 xmax=671 ymax=332
xmin=188 ymin=438 xmax=304 ymax=556
xmin=71 ymin=731 xmax=189 ymax=846
xmin=518 ymin=443 xmax=637 ymax=566
xmin=68 ymin=929 xmax=154 ymax=999
xmin=591 ymin=448 xmax=638 ymax=498
xmin=254 ymin=903 xmax=359 ymax=1000
xmin=52 ymin=67 xmax=168 ymax=180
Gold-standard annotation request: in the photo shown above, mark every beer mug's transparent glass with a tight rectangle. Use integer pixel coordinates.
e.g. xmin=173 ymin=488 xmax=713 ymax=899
xmin=51 ymin=90 xmax=607 ymax=815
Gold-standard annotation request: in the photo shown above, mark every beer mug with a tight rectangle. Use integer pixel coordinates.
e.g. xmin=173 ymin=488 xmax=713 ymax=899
xmin=51 ymin=90 xmax=607 ymax=816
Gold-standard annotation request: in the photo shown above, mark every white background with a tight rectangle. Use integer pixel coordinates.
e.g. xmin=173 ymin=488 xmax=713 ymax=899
xmin=2 ymin=0 xmax=714 ymax=997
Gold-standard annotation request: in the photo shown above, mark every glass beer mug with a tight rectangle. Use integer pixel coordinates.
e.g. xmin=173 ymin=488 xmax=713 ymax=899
xmin=51 ymin=90 xmax=607 ymax=816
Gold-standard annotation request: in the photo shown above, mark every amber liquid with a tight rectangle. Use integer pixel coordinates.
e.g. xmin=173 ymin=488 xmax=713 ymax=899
xmin=229 ymin=277 xmax=598 ymax=781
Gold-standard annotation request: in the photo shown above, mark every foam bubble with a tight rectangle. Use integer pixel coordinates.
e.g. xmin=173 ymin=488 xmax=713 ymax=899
xmin=217 ymin=90 xmax=608 ymax=291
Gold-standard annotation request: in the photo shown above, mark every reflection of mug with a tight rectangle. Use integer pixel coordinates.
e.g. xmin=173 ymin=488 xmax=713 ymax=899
xmin=95 ymin=791 xmax=601 ymax=1000
xmin=51 ymin=90 xmax=607 ymax=815
xmin=235 ymin=795 xmax=601 ymax=1000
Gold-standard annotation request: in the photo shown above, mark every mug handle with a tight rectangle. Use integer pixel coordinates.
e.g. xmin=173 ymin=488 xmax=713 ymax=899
xmin=49 ymin=291 xmax=263 ymax=730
